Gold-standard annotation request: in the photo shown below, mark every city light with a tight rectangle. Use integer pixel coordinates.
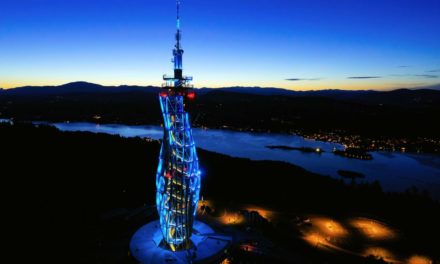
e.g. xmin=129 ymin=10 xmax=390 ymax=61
xmin=219 ymin=210 xmax=245 ymax=225
xmin=244 ymin=206 xmax=277 ymax=222
xmin=407 ymin=255 xmax=433 ymax=264
xmin=310 ymin=216 xmax=348 ymax=238
xmin=303 ymin=232 xmax=333 ymax=249
xmin=349 ymin=218 xmax=397 ymax=240
xmin=301 ymin=216 xmax=350 ymax=254
xmin=299 ymin=215 xmax=420 ymax=263
xmin=363 ymin=247 xmax=397 ymax=263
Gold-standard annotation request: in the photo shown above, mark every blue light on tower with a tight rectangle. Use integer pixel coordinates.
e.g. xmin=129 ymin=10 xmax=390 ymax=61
xmin=155 ymin=0 xmax=201 ymax=251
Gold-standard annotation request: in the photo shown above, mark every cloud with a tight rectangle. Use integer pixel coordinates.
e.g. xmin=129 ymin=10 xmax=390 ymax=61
xmin=415 ymin=74 xmax=438 ymax=78
xmin=389 ymin=74 xmax=407 ymax=77
xmin=426 ymin=69 xmax=440 ymax=73
xmin=390 ymin=73 xmax=439 ymax=78
xmin=398 ymin=65 xmax=410 ymax=68
xmin=347 ymin=76 xmax=381 ymax=79
xmin=285 ymin=78 xmax=322 ymax=81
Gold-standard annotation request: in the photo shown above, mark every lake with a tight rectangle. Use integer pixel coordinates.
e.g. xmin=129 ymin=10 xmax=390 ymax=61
xmin=51 ymin=122 xmax=440 ymax=200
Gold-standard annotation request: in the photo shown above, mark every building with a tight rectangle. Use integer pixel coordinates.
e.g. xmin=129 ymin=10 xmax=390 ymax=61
xmin=155 ymin=0 xmax=201 ymax=251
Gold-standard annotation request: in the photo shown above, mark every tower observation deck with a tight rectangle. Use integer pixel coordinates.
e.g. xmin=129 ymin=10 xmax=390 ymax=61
xmin=156 ymin=0 xmax=201 ymax=251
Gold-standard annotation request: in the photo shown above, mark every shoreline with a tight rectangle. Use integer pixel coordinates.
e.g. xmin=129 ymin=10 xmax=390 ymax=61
xmin=3 ymin=117 xmax=439 ymax=155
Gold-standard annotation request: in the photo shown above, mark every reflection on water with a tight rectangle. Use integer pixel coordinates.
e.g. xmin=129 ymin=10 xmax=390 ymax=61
xmin=52 ymin=122 xmax=440 ymax=199
xmin=405 ymin=153 xmax=440 ymax=170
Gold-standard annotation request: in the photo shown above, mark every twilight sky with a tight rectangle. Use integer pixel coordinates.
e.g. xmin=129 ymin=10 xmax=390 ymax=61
xmin=1 ymin=0 xmax=439 ymax=90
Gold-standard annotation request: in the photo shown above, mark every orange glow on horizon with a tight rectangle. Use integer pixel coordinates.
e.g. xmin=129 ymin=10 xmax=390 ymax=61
xmin=1 ymin=78 xmax=431 ymax=92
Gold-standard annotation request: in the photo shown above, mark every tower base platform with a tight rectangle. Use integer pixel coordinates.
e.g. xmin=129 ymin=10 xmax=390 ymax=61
xmin=130 ymin=220 xmax=231 ymax=264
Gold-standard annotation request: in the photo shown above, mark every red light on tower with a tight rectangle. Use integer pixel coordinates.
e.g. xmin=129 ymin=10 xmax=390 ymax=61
xmin=187 ymin=91 xmax=195 ymax=100
xmin=160 ymin=92 xmax=168 ymax=98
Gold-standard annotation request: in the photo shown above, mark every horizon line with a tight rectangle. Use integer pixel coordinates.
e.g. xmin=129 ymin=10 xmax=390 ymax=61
xmin=1 ymin=81 xmax=440 ymax=92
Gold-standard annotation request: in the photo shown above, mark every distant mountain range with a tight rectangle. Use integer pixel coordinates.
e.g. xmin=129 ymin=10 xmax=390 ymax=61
xmin=1 ymin=81 xmax=439 ymax=137
xmin=2 ymin=81 xmax=440 ymax=104
xmin=0 ymin=82 xmax=159 ymax=96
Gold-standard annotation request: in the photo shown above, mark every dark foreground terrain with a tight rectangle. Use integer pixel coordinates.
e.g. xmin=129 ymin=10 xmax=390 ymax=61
xmin=1 ymin=122 xmax=439 ymax=263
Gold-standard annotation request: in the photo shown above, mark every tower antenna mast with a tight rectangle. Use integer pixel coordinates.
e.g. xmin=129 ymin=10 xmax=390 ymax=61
xmin=163 ymin=0 xmax=193 ymax=88
xmin=177 ymin=0 xmax=180 ymax=30
xmin=176 ymin=0 xmax=181 ymax=50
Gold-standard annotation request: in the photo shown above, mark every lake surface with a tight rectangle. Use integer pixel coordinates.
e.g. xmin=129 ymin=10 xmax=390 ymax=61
xmin=51 ymin=122 xmax=440 ymax=199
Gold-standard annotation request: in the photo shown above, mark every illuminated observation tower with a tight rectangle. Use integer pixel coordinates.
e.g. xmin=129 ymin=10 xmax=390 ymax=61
xmin=156 ymin=0 xmax=201 ymax=251
xmin=129 ymin=2 xmax=231 ymax=262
